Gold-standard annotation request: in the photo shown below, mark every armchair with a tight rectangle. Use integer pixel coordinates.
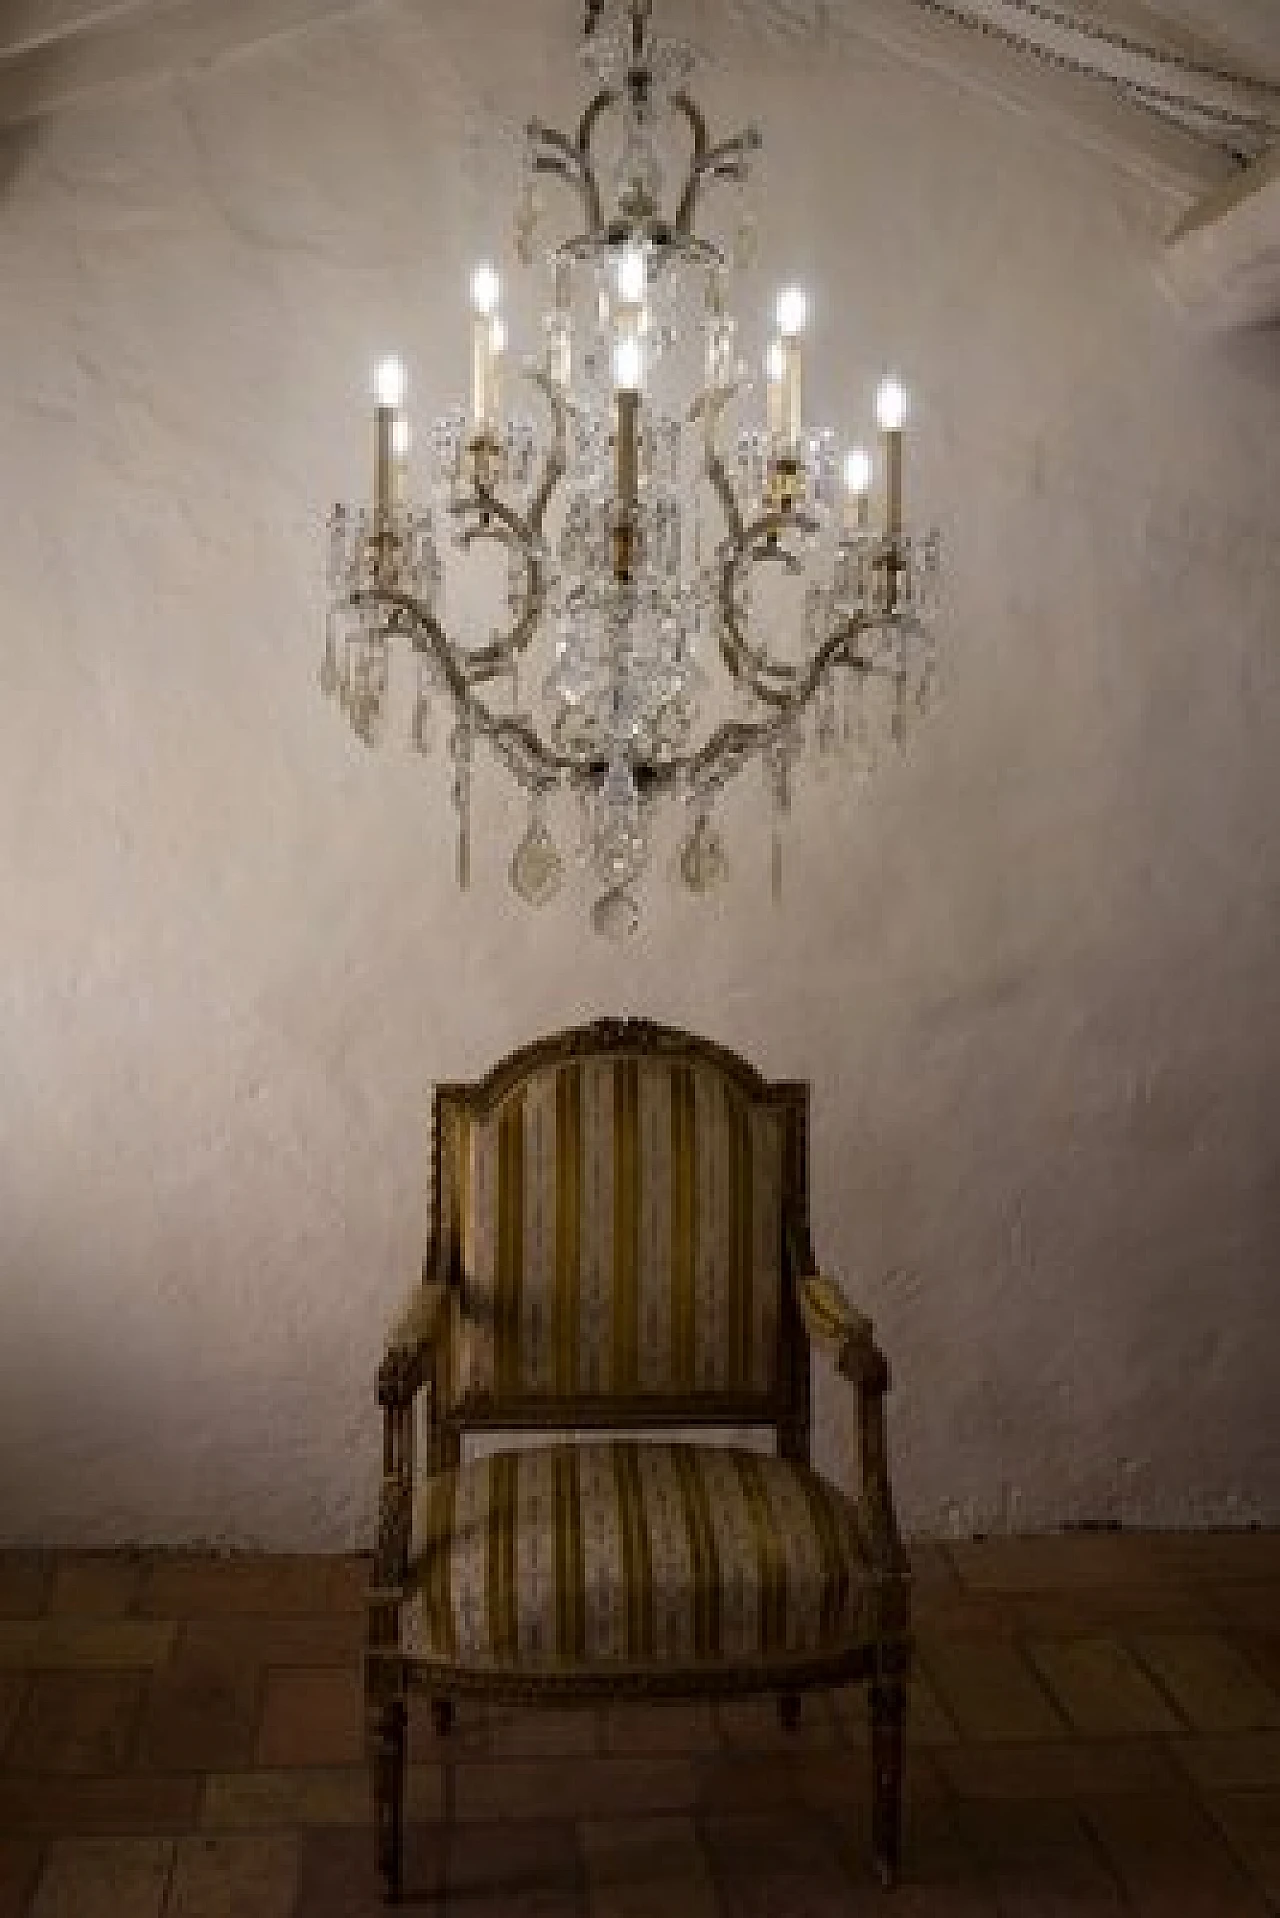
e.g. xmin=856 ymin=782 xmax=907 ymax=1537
xmin=367 ymin=1019 xmax=910 ymax=1899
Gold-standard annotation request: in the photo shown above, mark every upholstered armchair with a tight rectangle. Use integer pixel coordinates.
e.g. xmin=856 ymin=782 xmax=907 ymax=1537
xmin=367 ymin=1019 xmax=910 ymax=1899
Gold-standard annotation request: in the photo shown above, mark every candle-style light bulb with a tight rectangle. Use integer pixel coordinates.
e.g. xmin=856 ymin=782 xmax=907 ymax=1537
xmin=373 ymin=356 xmax=405 ymax=519
xmin=374 ymin=355 xmax=406 ymax=410
xmin=470 ymin=266 xmax=503 ymax=432
xmin=612 ymin=333 xmax=644 ymax=393
xmin=876 ymin=375 xmax=908 ymax=434
xmin=471 ymin=263 xmax=501 ymax=317
xmin=775 ymin=285 xmax=807 ymax=339
xmin=842 ymin=446 xmax=872 ymax=533
xmin=876 ymin=375 xmax=908 ymax=542
xmin=615 ymin=244 xmax=647 ymax=309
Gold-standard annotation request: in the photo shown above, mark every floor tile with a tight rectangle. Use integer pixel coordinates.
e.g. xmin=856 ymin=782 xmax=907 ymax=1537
xmin=1174 ymin=1730 xmax=1280 ymax=1792
xmin=0 ymin=1679 xmax=26 ymax=1765
xmin=1084 ymin=1792 xmax=1271 ymax=1915
xmin=0 ymin=1840 xmax=43 ymax=1918
xmin=200 ymin=1762 xmax=439 ymax=1830
xmin=948 ymin=1534 xmax=1163 ymax=1593
xmin=956 ymin=1799 xmax=1125 ymax=1913
xmin=163 ymin=1833 xmax=298 ymax=1918
xmin=0 ymin=1773 xmax=199 ymax=1837
xmin=1133 ymin=1633 xmax=1280 ymax=1734
xmin=834 ymin=1668 xmax=959 ymax=1746
xmin=602 ymin=1702 xmax=720 ymax=1755
xmin=1206 ymin=1584 xmax=1280 ymax=1639
xmin=1205 ymin=1791 xmax=1280 ymax=1906
xmin=0 ymin=1558 xmax=50 ymax=1622
xmin=178 ymin=1613 xmax=361 ymax=1670
xmin=295 ymin=1820 xmax=584 ymax=1917
xmin=714 ymin=1692 xmax=839 ymax=1750
xmin=5 ymin=1670 xmax=143 ymax=1774
xmin=139 ymin=1559 xmax=334 ymax=1619
xmin=0 ymin=1626 xmax=44 ymax=1671
xmin=46 ymin=1557 xmax=142 ymax=1619
xmin=30 ymin=1620 xmax=175 ymax=1670
xmin=923 ymin=1641 xmax=1067 ymax=1742
xmin=486 ymin=1705 xmax=601 ymax=1757
xmin=1146 ymin=1535 xmax=1280 ymax=1585
xmin=255 ymin=1666 xmax=363 ymax=1768
xmin=1028 ymin=1639 xmax=1185 ymax=1737
xmin=581 ymin=1812 xmax=718 ymax=1918
xmin=28 ymin=1837 xmax=173 ymax=1918
xmin=456 ymin=1755 xmax=697 ymax=1824
xmin=938 ymin=1738 xmax=1186 ymax=1801
xmin=136 ymin=1636 xmax=263 ymax=1773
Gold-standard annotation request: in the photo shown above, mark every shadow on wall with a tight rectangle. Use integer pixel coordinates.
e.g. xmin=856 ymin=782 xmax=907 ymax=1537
xmin=0 ymin=123 xmax=37 ymax=197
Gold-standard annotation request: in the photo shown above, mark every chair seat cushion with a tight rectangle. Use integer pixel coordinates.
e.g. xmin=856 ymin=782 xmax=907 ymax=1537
xmin=401 ymin=1440 xmax=872 ymax=1672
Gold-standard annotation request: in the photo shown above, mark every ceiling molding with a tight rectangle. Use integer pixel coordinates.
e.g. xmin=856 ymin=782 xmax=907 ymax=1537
xmin=0 ymin=0 xmax=1256 ymax=207
xmin=1163 ymin=141 xmax=1280 ymax=326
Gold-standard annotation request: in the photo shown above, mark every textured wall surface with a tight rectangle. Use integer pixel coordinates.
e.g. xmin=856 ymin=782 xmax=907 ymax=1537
xmin=2 ymin=0 xmax=1279 ymax=1549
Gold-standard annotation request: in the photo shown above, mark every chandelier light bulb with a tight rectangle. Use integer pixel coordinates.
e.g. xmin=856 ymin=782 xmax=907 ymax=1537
xmin=775 ymin=285 xmax=807 ymax=339
xmin=615 ymin=244 xmax=647 ymax=307
xmin=374 ymin=355 xmax=406 ymax=410
xmin=391 ymin=417 xmax=411 ymax=458
xmin=843 ymin=448 xmax=872 ymax=497
xmin=876 ymin=375 xmax=909 ymax=434
xmin=490 ymin=316 xmax=508 ymax=357
xmin=612 ymin=333 xmax=644 ymax=393
xmin=471 ymin=262 xmax=502 ymax=317
xmin=765 ymin=340 xmax=786 ymax=384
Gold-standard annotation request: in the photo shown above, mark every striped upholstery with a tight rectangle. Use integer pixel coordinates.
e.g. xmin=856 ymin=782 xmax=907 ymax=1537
xmin=439 ymin=1057 xmax=785 ymax=1406
xmin=402 ymin=1441 xmax=869 ymax=1669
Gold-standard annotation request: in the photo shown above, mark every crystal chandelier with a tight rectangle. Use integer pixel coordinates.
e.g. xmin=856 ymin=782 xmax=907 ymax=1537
xmin=323 ymin=0 xmax=941 ymax=936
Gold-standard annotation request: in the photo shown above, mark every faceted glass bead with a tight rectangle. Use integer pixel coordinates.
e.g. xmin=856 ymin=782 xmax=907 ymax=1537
xmin=509 ymin=806 xmax=565 ymax=907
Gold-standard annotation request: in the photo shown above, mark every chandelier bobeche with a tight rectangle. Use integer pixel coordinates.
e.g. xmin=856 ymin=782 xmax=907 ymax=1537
xmin=323 ymin=0 xmax=941 ymax=935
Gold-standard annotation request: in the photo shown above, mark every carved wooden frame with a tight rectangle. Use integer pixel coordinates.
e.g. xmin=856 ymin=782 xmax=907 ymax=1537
xmin=366 ymin=1017 xmax=910 ymax=1901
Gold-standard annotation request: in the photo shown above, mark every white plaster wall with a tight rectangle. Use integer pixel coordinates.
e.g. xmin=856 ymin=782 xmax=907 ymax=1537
xmin=2 ymin=0 xmax=1278 ymax=1549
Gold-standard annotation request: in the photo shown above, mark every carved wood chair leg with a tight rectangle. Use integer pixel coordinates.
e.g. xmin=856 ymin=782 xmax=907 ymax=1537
xmin=431 ymin=1697 xmax=455 ymax=1739
xmin=373 ymin=1698 xmax=407 ymax=1903
xmin=870 ymin=1678 xmax=906 ymax=1890
xmin=778 ymin=1692 xmax=801 ymax=1732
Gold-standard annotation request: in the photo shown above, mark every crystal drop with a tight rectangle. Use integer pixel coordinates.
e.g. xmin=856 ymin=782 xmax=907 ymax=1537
xmin=411 ymin=692 xmax=433 ymax=753
xmin=592 ymin=886 xmax=640 ymax=941
xmin=679 ymin=812 xmax=726 ymax=894
xmin=319 ymin=627 xmax=339 ymax=699
xmin=509 ymin=807 xmax=564 ymax=908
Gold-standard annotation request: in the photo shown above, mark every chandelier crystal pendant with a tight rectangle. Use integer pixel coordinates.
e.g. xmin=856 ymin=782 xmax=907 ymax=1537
xmin=323 ymin=0 xmax=942 ymax=935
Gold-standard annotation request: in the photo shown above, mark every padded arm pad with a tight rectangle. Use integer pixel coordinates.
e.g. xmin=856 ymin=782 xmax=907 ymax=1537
xmin=798 ymin=1273 xmax=890 ymax=1393
xmin=378 ymin=1277 xmax=451 ymax=1409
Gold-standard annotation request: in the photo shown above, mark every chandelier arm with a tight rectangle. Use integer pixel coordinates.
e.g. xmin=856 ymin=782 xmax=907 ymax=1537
xmin=356 ymin=587 xmax=592 ymax=785
xmin=671 ymin=616 xmax=871 ymax=792
xmin=528 ymin=117 xmax=606 ymax=233
xmin=524 ymin=373 xmax=571 ymax=537
xmin=705 ymin=450 xmax=746 ymax=548
xmin=430 ymin=490 xmax=545 ymax=677
xmin=672 ymin=95 xmax=762 ymax=237
xmin=716 ymin=508 xmax=822 ymax=707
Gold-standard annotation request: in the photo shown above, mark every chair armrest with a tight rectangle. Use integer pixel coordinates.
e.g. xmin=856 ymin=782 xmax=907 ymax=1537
xmin=377 ymin=1269 xmax=450 ymax=1410
xmin=794 ymin=1257 xmax=905 ymax=1578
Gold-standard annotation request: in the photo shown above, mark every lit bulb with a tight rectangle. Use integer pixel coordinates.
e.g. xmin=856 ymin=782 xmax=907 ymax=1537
xmin=374 ymin=355 xmax=406 ymax=409
xmin=490 ymin=316 xmax=508 ymax=357
xmin=843 ymin=447 xmax=872 ymax=497
xmin=391 ymin=418 xmax=411 ymax=459
xmin=615 ymin=244 xmax=646 ymax=307
xmin=765 ymin=340 xmax=786 ymax=384
xmin=775 ymin=285 xmax=807 ymax=339
xmin=613 ymin=334 xmax=644 ymax=392
xmin=471 ymin=263 xmax=501 ymax=317
xmin=876 ymin=376 xmax=908 ymax=433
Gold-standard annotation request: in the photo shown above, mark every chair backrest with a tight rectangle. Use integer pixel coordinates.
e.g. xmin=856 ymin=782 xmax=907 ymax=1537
xmin=431 ymin=1019 xmax=811 ymax=1442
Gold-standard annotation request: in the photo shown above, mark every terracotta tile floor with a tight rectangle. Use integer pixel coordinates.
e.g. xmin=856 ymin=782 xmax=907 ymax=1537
xmin=1 ymin=1534 xmax=1278 ymax=1913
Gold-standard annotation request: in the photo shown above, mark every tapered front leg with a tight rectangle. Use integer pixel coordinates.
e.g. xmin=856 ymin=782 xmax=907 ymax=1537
xmin=869 ymin=1678 xmax=906 ymax=1889
xmin=373 ymin=1698 xmax=407 ymax=1903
